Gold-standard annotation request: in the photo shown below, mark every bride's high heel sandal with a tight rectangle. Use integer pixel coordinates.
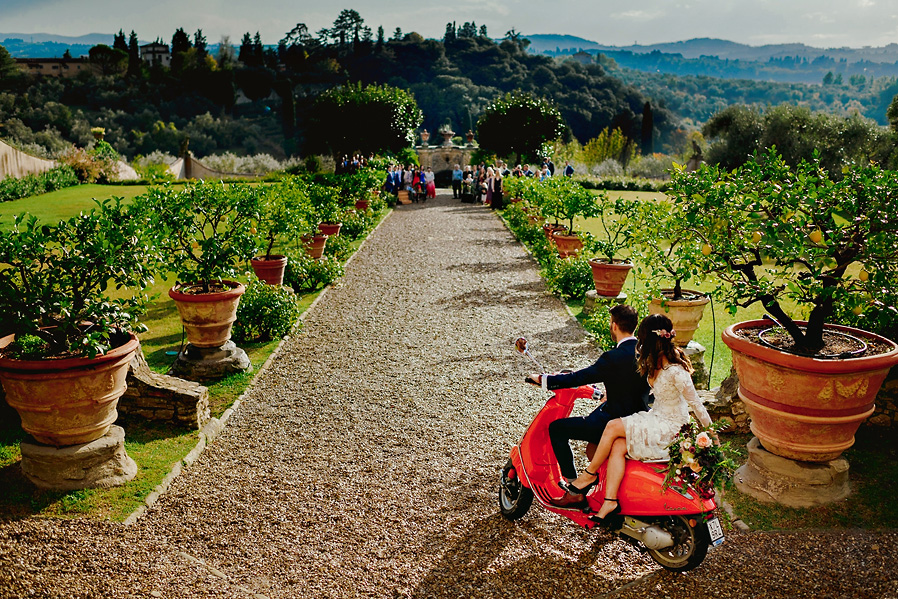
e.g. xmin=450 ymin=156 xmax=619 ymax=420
xmin=560 ymin=469 xmax=599 ymax=495
xmin=596 ymin=498 xmax=622 ymax=523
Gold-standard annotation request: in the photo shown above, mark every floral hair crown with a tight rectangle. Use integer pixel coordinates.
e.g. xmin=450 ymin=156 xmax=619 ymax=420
xmin=652 ymin=329 xmax=676 ymax=339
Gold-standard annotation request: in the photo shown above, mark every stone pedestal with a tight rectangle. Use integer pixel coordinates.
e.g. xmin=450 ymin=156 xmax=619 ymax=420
xmin=20 ymin=425 xmax=137 ymax=490
xmin=582 ymin=290 xmax=627 ymax=316
xmin=170 ymin=340 xmax=251 ymax=381
xmin=735 ymin=437 xmax=850 ymax=508
xmin=683 ymin=340 xmax=709 ymax=390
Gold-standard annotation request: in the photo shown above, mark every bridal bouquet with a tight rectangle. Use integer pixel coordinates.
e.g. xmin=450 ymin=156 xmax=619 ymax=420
xmin=659 ymin=419 xmax=736 ymax=499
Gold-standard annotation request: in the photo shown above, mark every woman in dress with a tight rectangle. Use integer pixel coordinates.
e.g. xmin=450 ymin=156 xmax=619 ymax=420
xmin=561 ymin=313 xmax=716 ymax=520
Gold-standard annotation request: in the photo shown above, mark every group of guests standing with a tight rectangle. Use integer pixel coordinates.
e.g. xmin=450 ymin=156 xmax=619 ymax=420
xmin=383 ymin=164 xmax=436 ymax=201
xmin=382 ymin=158 xmax=576 ymax=207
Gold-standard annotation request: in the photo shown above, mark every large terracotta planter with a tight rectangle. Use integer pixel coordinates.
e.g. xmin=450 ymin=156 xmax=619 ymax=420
xmin=354 ymin=199 xmax=370 ymax=211
xmin=0 ymin=333 xmax=139 ymax=447
xmin=551 ymin=232 xmax=583 ymax=258
xmin=169 ymin=281 xmax=245 ymax=348
xmin=250 ymin=255 xmax=288 ymax=286
xmin=303 ymin=233 xmax=328 ymax=259
xmin=543 ymin=223 xmax=568 ymax=242
xmin=722 ymin=320 xmax=898 ymax=462
xmin=317 ymin=222 xmax=342 ymax=237
xmin=588 ymin=259 xmax=633 ymax=297
xmin=648 ymin=289 xmax=710 ymax=347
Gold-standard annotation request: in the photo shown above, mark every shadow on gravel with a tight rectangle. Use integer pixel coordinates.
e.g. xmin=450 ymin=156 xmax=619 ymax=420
xmin=412 ymin=515 xmax=636 ymax=598
xmin=446 ymin=259 xmax=532 ymax=274
xmin=529 ymin=322 xmax=591 ymax=347
xmin=469 ymin=238 xmax=520 ymax=248
xmin=439 ymin=288 xmax=536 ymax=309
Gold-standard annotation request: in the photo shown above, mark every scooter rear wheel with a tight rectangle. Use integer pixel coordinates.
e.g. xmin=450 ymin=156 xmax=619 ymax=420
xmin=499 ymin=460 xmax=533 ymax=520
xmin=646 ymin=515 xmax=710 ymax=572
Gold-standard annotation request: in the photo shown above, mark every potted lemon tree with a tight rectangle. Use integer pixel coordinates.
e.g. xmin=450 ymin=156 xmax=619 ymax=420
xmin=584 ymin=194 xmax=639 ymax=297
xmin=632 ymin=199 xmax=710 ymax=347
xmin=540 ymin=176 xmax=601 ymax=258
xmin=0 ymin=199 xmax=158 ymax=448
xmin=668 ymin=148 xmax=898 ymax=463
xmin=252 ymin=178 xmax=311 ymax=285
xmin=139 ymin=181 xmax=259 ymax=379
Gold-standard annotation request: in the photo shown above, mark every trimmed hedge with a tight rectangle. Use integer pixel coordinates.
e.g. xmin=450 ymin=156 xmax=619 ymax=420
xmin=0 ymin=166 xmax=80 ymax=202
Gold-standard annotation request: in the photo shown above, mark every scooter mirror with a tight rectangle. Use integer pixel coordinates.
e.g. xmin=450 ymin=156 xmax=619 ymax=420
xmin=514 ymin=337 xmax=529 ymax=354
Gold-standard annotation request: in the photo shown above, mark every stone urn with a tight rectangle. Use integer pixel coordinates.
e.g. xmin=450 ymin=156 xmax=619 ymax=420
xmin=250 ymin=255 xmax=288 ymax=286
xmin=466 ymin=130 xmax=475 ymax=146
xmin=648 ymin=290 xmax=711 ymax=347
xmin=440 ymin=128 xmax=455 ymax=146
xmin=588 ymin=259 xmax=633 ymax=297
xmin=420 ymin=129 xmax=430 ymax=147
xmin=169 ymin=281 xmax=245 ymax=348
xmin=0 ymin=332 xmax=139 ymax=447
xmin=722 ymin=320 xmax=898 ymax=462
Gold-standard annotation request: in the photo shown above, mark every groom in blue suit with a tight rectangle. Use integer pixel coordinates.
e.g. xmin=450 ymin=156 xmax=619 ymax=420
xmin=528 ymin=304 xmax=650 ymax=486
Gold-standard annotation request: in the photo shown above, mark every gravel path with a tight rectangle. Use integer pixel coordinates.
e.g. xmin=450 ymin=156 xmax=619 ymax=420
xmin=1 ymin=191 xmax=896 ymax=599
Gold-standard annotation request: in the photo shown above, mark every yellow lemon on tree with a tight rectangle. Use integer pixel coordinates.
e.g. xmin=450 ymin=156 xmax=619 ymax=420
xmin=701 ymin=243 xmax=712 ymax=256
xmin=859 ymin=269 xmax=870 ymax=281
xmin=853 ymin=306 xmax=864 ymax=315
xmin=751 ymin=231 xmax=762 ymax=244
xmin=809 ymin=229 xmax=823 ymax=244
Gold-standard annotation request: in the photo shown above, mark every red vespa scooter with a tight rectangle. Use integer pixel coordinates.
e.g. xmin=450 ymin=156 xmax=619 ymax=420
xmin=499 ymin=338 xmax=724 ymax=572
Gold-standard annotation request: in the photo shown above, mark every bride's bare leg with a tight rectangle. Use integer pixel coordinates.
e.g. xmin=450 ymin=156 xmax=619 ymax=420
xmin=598 ymin=438 xmax=628 ymax=518
xmin=569 ymin=418 xmax=626 ymax=489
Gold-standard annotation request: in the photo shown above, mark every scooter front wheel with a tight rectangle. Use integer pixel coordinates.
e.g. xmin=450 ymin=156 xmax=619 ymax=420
xmin=645 ymin=515 xmax=710 ymax=572
xmin=499 ymin=460 xmax=533 ymax=520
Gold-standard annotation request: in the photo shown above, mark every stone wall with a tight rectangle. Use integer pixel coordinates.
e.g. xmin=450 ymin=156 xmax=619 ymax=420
xmin=119 ymin=350 xmax=211 ymax=430
xmin=0 ymin=139 xmax=57 ymax=179
xmin=167 ymin=152 xmax=254 ymax=181
xmin=415 ymin=145 xmax=476 ymax=174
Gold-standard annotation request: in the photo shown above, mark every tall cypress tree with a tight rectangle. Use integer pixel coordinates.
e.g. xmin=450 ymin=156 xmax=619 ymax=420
xmin=127 ymin=30 xmax=141 ymax=77
xmin=641 ymin=101 xmax=654 ymax=155
xmin=113 ymin=29 xmax=128 ymax=52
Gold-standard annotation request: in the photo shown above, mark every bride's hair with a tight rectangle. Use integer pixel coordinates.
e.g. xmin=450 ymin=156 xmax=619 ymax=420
xmin=635 ymin=313 xmax=693 ymax=378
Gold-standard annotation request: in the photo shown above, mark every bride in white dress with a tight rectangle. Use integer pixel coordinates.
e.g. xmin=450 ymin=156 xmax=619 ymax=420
xmin=561 ymin=313 xmax=716 ymax=520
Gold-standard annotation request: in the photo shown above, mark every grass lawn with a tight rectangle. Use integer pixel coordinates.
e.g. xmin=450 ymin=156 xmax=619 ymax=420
xmin=0 ymin=184 xmax=161 ymax=229
xmin=0 ymin=183 xmax=388 ymax=520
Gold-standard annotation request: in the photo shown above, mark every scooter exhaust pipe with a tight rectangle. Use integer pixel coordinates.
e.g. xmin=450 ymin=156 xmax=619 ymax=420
xmin=620 ymin=520 xmax=675 ymax=550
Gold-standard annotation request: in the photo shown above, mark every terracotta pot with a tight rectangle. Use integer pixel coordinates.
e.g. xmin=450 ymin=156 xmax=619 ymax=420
xmin=169 ymin=281 xmax=245 ymax=348
xmin=648 ymin=289 xmax=710 ymax=347
xmin=250 ymin=255 xmax=288 ymax=286
xmin=354 ymin=199 xmax=369 ymax=211
xmin=551 ymin=232 xmax=583 ymax=258
xmin=317 ymin=222 xmax=342 ymax=237
xmin=0 ymin=333 xmax=139 ymax=447
xmin=303 ymin=233 xmax=328 ymax=259
xmin=542 ymin=223 xmax=568 ymax=242
xmin=588 ymin=259 xmax=633 ymax=296
xmin=722 ymin=320 xmax=898 ymax=462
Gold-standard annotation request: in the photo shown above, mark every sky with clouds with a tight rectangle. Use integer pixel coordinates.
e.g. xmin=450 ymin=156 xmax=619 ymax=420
xmin=2 ymin=0 xmax=897 ymax=48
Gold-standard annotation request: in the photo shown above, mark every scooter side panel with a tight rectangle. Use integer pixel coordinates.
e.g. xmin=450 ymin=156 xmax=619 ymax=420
xmin=591 ymin=460 xmax=717 ymax=516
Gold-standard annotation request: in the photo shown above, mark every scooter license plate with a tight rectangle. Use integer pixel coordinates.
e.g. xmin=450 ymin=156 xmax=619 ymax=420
xmin=707 ymin=516 xmax=725 ymax=546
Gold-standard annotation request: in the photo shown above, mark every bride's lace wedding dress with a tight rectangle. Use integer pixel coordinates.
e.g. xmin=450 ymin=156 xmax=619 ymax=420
xmin=622 ymin=364 xmax=712 ymax=461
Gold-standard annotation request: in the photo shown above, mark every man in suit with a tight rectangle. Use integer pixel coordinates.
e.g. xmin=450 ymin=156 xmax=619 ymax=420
xmin=528 ymin=304 xmax=649 ymax=508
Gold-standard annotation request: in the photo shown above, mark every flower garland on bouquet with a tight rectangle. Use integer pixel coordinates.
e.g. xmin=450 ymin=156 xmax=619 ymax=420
xmin=659 ymin=419 xmax=737 ymax=499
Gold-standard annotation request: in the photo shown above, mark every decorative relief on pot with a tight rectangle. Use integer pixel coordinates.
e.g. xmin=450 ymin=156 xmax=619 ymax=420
xmin=836 ymin=378 xmax=868 ymax=399
xmin=817 ymin=383 xmax=834 ymax=402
